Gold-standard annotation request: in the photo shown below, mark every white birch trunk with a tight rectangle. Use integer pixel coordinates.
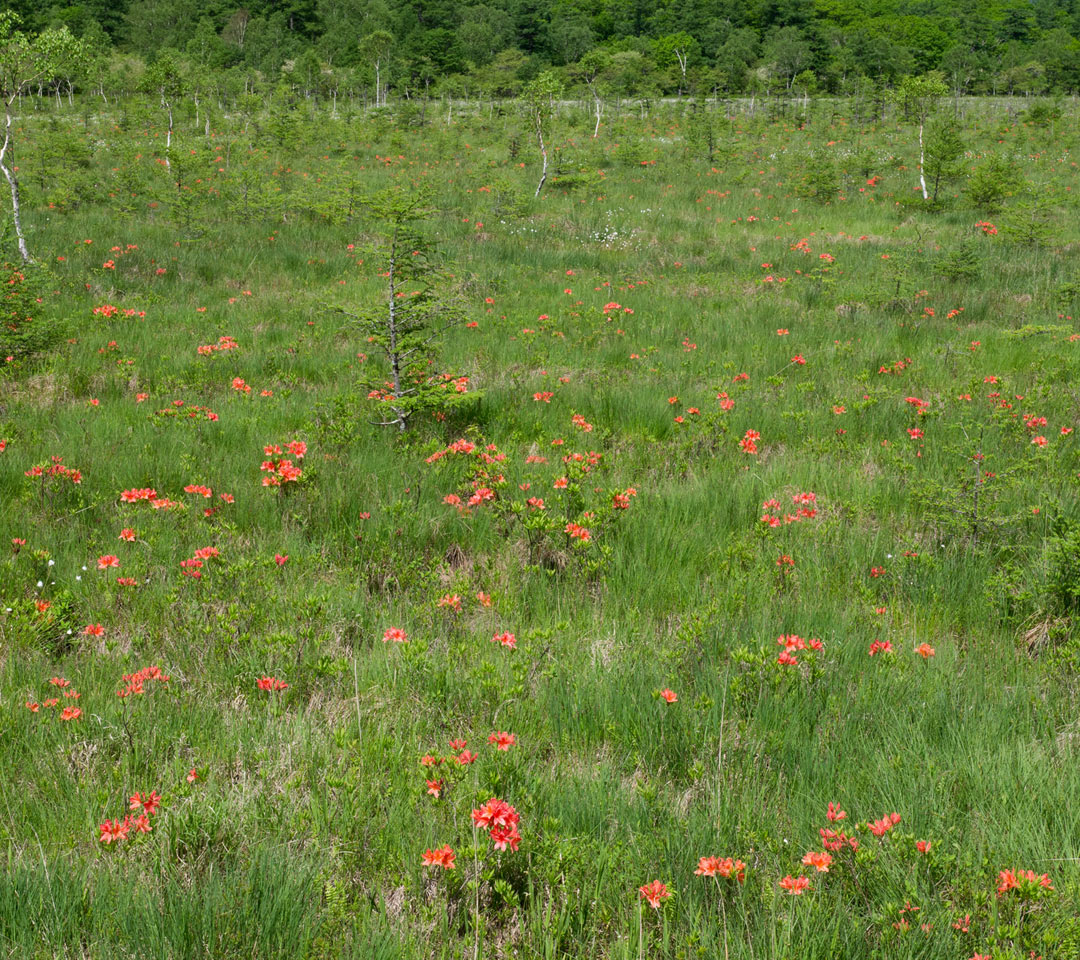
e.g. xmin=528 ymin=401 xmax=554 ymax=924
xmin=164 ymin=100 xmax=173 ymax=170
xmin=918 ymin=121 xmax=928 ymax=200
xmin=534 ymin=113 xmax=548 ymax=197
xmin=0 ymin=106 xmax=31 ymax=263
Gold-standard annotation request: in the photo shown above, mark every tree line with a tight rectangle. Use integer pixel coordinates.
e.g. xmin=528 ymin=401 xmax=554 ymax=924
xmin=2 ymin=0 xmax=1079 ymax=99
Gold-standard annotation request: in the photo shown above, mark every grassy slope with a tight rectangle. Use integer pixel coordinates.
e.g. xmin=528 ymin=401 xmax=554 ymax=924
xmin=1 ymin=98 xmax=1079 ymax=959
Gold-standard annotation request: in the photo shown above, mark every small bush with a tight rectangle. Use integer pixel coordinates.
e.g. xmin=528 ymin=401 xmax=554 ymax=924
xmin=795 ymin=153 xmax=839 ymax=202
xmin=1023 ymin=98 xmax=1063 ymax=126
xmin=0 ymin=262 xmax=67 ymax=363
xmin=1047 ymin=518 xmax=1080 ymax=615
xmin=936 ymin=239 xmax=982 ymax=282
xmin=967 ymin=155 xmax=1022 ymax=212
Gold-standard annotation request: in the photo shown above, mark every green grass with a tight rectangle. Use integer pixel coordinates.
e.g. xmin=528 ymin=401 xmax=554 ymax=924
xmin=1 ymin=95 xmax=1079 ymax=959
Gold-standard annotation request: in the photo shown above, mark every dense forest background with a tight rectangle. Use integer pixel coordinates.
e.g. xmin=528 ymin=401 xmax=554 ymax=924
xmin=5 ymin=0 xmax=1080 ymax=100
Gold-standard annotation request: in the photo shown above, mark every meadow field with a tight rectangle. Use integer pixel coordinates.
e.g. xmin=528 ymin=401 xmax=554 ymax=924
xmin=1 ymin=94 xmax=1079 ymax=958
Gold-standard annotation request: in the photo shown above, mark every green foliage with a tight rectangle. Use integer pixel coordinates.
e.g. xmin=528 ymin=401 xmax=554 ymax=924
xmin=550 ymin=164 xmax=601 ymax=193
xmin=26 ymin=117 xmax=95 ymax=209
xmin=684 ymin=95 xmax=715 ymax=162
xmin=152 ymin=140 xmax=216 ymax=231
xmin=521 ymin=70 xmax=562 ymax=196
xmin=138 ymin=47 xmax=184 ymax=103
xmin=520 ymin=71 xmax=562 ymax=120
xmin=486 ymin=177 xmax=529 ymax=220
xmin=1047 ymin=518 xmax=1080 ymax=615
xmin=358 ymin=30 xmax=393 ymax=105
xmin=264 ymin=84 xmax=304 ymax=151
xmin=338 ymin=188 xmax=473 ymax=431
xmin=1056 ymin=280 xmax=1080 ymax=312
xmin=1023 ymin=98 xmax=1063 ymax=126
xmin=889 ymin=71 xmax=948 ymax=122
xmin=611 ymin=135 xmax=651 ymax=166
xmin=0 ymin=13 xmax=84 ymax=100
xmin=3 ymin=0 xmax=1080 ymax=104
xmin=923 ymin=118 xmax=965 ymax=206
xmin=795 ymin=152 xmax=839 ymax=202
xmin=0 ymin=14 xmax=85 ymax=261
xmin=1002 ymin=192 xmax=1060 ymax=246
xmin=967 ymin=155 xmax=1023 ymax=212
xmin=0 ymin=261 xmax=65 ymax=361
xmin=936 ymin=239 xmax=982 ymax=282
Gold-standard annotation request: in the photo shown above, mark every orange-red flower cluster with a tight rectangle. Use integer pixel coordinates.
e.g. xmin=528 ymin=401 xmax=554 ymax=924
xmin=25 ymin=456 xmax=82 ymax=485
xmin=99 ymin=791 xmax=162 ymax=844
xmin=256 ymin=676 xmax=288 ymax=692
xmin=197 ymin=335 xmax=239 ymax=356
xmin=739 ymin=429 xmax=761 ymax=454
xmin=471 ymin=798 xmax=521 ymax=851
xmin=639 ymin=879 xmax=671 ymax=907
xmin=261 ymin=441 xmax=306 ymax=486
xmin=760 ymin=492 xmax=817 ymax=526
xmin=421 ymin=845 xmax=456 ymax=869
xmin=694 ymin=856 xmax=745 ymax=882
xmin=997 ymin=868 xmax=1053 ymax=895
xmin=117 ymin=665 xmax=170 ymax=698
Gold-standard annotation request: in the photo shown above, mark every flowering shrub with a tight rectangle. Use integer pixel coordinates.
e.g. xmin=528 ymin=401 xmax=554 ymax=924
xmin=260 ymin=441 xmax=307 ymax=487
